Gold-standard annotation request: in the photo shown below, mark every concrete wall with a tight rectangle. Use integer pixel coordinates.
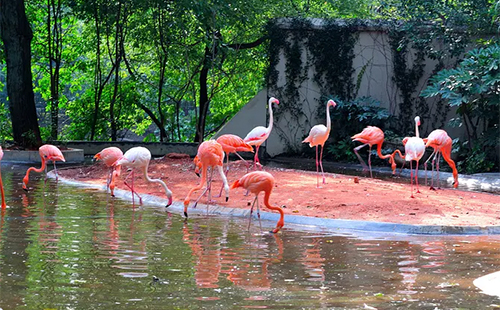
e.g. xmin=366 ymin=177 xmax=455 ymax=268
xmin=219 ymin=19 xmax=470 ymax=157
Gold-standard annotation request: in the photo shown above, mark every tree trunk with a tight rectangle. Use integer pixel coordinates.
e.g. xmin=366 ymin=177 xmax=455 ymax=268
xmin=0 ymin=0 xmax=42 ymax=148
xmin=194 ymin=47 xmax=211 ymax=143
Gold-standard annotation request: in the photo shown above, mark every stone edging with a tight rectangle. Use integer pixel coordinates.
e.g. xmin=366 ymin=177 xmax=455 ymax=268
xmin=52 ymin=172 xmax=500 ymax=236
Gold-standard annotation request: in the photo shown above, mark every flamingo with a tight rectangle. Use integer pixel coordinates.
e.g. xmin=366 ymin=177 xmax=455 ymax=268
xmin=215 ymin=134 xmax=253 ymax=196
xmin=0 ymin=146 xmax=6 ymax=209
xmin=22 ymin=144 xmax=66 ymax=190
xmin=94 ymin=147 xmax=123 ymax=196
xmin=244 ymin=97 xmax=280 ymax=170
xmin=401 ymin=116 xmax=426 ymax=198
xmin=230 ymin=171 xmax=284 ymax=233
xmin=423 ymin=129 xmax=458 ymax=189
xmin=351 ymin=126 xmax=395 ymax=178
xmin=115 ymin=146 xmax=172 ymax=207
xmin=302 ymin=99 xmax=336 ymax=187
xmin=183 ymin=140 xmax=229 ymax=218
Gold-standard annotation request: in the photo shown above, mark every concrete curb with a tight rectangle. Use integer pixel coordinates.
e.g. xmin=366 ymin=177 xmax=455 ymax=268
xmin=51 ymin=172 xmax=500 ymax=236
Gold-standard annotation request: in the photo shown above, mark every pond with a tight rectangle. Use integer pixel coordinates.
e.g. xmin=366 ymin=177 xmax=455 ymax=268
xmin=0 ymin=163 xmax=499 ymax=309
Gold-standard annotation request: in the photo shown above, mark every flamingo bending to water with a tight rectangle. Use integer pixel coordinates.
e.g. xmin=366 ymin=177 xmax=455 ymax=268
xmin=184 ymin=140 xmax=229 ymax=218
xmin=351 ymin=126 xmax=395 ymax=178
xmin=94 ymin=147 xmax=123 ymax=196
xmin=423 ymin=129 xmax=458 ymax=189
xmin=115 ymin=147 xmax=172 ymax=207
xmin=244 ymin=97 xmax=279 ymax=170
xmin=230 ymin=171 xmax=284 ymax=234
xmin=302 ymin=99 xmax=336 ymax=187
xmin=23 ymin=144 xmax=66 ymax=190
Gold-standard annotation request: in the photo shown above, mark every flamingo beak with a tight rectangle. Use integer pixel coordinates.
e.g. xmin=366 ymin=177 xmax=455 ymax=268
xmin=166 ymin=196 xmax=172 ymax=208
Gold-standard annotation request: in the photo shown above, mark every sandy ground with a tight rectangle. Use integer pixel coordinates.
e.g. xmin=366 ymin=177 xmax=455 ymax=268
xmin=57 ymin=154 xmax=500 ymax=227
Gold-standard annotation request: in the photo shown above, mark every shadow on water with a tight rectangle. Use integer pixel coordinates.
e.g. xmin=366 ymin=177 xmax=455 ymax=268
xmin=0 ymin=164 xmax=500 ymax=309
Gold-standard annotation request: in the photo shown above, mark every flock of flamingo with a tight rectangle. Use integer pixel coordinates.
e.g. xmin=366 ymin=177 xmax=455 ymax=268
xmin=0 ymin=97 xmax=460 ymax=233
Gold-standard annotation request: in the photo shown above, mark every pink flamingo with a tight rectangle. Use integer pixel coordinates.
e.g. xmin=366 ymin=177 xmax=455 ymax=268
xmin=399 ymin=116 xmax=425 ymax=198
xmin=115 ymin=146 xmax=172 ymax=207
xmin=351 ymin=126 xmax=395 ymax=178
xmin=423 ymin=129 xmax=459 ymax=189
xmin=230 ymin=171 xmax=284 ymax=233
xmin=244 ymin=97 xmax=280 ymax=170
xmin=184 ymin=140 xmax=229 ymax=218
xmin=302 ymin=99 xmax=336 ymax=187
xmin=94 ymin=147 xmax=123 ymax=196
xmin=0 ymin=146 xmax=6 ymax=209
xmin=215 ymin=134 xmax=253 ymax=196
xmin=23 ymin=144 xmax=66 ymax=190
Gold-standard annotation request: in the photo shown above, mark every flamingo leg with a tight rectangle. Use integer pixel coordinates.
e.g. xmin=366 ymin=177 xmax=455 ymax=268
xmin=124 ymin=170 xmax=142 ymax=205
xmin=368 ymin=145 xmax=373 ymax=178
xmin=234 ymin=152 xmax=250 ymax=173
xmin=410 ymin=161 xmax=415 ymax=198
xmin=319 ymin=144 xmax=326 ymax=185
xmin=353 ymin=143 xmax=369 ymax=174
xmin=415 ymin=160 xmax=421 ymax=194
xmin=436 ymin=152 xmax=441 ymax=189
xmin=424 ymin=149 xmax=436 ymax=188
xmin=53 ymin=162 xmax=59 ymax=181
xmin=248 ymin=195 xmax=258 ymax=230
xmin=315 ymin=145 xmax=319 ymax=188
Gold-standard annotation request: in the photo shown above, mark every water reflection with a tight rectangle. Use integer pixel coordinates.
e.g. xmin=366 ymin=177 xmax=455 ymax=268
xmin=0 ymin=165 xmax=500 ymax=309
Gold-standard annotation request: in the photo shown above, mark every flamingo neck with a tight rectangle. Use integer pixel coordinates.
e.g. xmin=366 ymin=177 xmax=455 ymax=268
xmin=376 ymin=142 xmax=392 ymax=160
xmin=326 ymin=103 xmax=332 ymax=133
xmin=263 ymin=190 xmax=284 ymax=217
xmin=267 ymin=101 xmax=274 ymax=135
xmin=415 ymin=121 xmax=420 ymax=138
xmin=142 ymin=161 xmax=172 ymax=198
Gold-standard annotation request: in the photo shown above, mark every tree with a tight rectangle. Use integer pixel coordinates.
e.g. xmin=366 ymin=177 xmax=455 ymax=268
xmin=0 ymin=0 xmax=42 ymax=148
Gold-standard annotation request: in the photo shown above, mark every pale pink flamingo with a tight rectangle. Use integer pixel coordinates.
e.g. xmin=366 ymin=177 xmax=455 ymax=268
xmin=351 ymin=126 xmax=396 ymax=178
xmin=215 ymin=134 xmax=253 ymax=196
xmin=400 ymin=116 xmax=426 ymax=198
xmin=230 ymin=171 xmax=284 ymax=233
xmin=0 ymin=146 xmax=6 ymax=209
xmin=94 ymin=147 xmax=123 ymax=196
xmin=244 ymin=97 xmax=280 ymax=170
xmin=423 ymin=129 xmax=458 ymax=189
xmin=115 ymin=146 xmax=172 ymax=207
xmin=302 ymin=99 xmax=336 ymax=187
xmin=183 ymin=140 xmax=229 ymax=218
xmin=23 ymin=144 xmax=66 ymax=190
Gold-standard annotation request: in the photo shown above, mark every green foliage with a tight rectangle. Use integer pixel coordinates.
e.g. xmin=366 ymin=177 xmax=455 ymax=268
xmin=0 ymin=103 xmax=12 ymax=144
xmin=422 ymin=42 xmax=500 ymax=173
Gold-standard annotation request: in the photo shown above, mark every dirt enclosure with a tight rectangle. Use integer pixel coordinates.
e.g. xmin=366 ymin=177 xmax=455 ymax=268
xmin=57 ymin=155 xmax=500 ymax=227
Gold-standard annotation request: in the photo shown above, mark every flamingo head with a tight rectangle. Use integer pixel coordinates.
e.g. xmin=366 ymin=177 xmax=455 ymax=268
xmin=327 ymin=100 xmax=337 ymax=108
xmin=415 ymin=116 xmax=421 ymax=126
xmin=269 ymin=97 xmax=279 ymax=106
xmin=93 ymin=153 xmax=102 ymax=162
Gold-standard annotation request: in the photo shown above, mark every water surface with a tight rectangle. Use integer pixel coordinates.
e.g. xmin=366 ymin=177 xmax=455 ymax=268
xmin=0 ymin=164 xmax=499 ymax=309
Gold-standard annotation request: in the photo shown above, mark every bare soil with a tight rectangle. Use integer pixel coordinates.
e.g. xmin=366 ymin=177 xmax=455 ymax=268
xmin=58 ymin=154 xmax=500 ymax=226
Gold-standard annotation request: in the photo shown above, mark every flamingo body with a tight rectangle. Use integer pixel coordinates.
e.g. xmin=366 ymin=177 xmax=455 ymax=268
xmin=184 ymin=140 xmax=229 ymax=217
xmin=403 ymin=116 xmax=425 ymax=198
xmin=230 ymin=171 xmax=284 ymax=233
xmin=244 ymin=97 xmax=279 ymax=169
xmin=303 ymin=99 xmax=336 ymax=187
xmin=351 ymin=126 xmax=395 ymax=178
xmin=94 ymin=147 xmax=123 ymax=196
xmin=23 ymin=144 xmax=66 ymax=190
xmin=115 ymin=146 xmax=172 ymax=207
xmin=0 ymin=146 xmax=6 ymax=209
xmin=423 ymin=129 xmax=458 ymax=188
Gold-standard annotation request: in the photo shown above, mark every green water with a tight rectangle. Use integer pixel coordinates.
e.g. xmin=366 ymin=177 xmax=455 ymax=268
xmin=0 ymin=164 xmax=499 ymax=309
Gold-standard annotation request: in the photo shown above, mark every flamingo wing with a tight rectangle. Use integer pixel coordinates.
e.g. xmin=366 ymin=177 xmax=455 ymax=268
xmin=303 ymin=124 xmax=328 ymax=147
xmin=351 ymin=126 xmax=384 ymax=145
xmin=244 ymin=126 xmax=269 ymax=146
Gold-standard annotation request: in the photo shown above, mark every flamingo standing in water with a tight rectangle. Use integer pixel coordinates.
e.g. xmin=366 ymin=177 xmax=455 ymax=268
xmin=423 ymin=129 xmax=458 ymax=189
xmin=302 ymin=99 xmax=336 ymax=187
xmin=230 ymin=171 xmax=284 ymax=233
xmin=397 ymin=116 xmax=425 ymax=198
xmin=215 ymin=134 xmax=253 ymax=196
xmin=351 ymin=126 xmax=395 ymax=178
xmin=23 ymin=144 xmax=66 ymax=190
xmin=94 ymin=147 xmax=123 ymax=196
xmin=115 ymin=147 xmax=172 ymax=207
xmin=184 ymin=140 xmax=229 ymax=218
xmin=0 ymin=146 xmax=6 ymax=209
xmin=244 ymin=97 xmax=280 ymax=170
